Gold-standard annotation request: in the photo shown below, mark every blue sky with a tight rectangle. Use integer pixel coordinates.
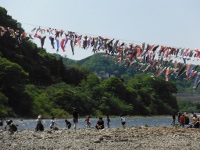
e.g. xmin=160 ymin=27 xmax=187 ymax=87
xmin=1 ymin=0 xmax=200 ymax=60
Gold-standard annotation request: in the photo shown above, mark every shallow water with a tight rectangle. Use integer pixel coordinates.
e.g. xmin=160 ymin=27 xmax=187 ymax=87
xmin=0 ymin=116 xmax=181 ymax=130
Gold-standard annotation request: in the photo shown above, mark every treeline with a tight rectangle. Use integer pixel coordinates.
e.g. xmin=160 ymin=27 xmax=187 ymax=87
xmin=0 ymin=6 xmax=178 ymax=118
xmin=177 ymin=99 xmax=200 ymax=113
xmin=75 ymin=53 xmax=200 ymax=93
xmin=1 ymin=73 xmax=179 ymax=118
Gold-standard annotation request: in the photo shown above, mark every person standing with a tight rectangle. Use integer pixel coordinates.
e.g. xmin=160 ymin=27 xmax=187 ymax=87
xmin=179 ymin=114 xmax=185 ymax=128
xmin=172 ymin=114 xmax=176 ymax=126
xmin=85 ymin=115 xmax=91 ymax=128
xmin=120 ymin=115 xmax=126 ymax=129
xmin=0 ymin=119 xmax=3 ymax=127
xmin=50 ymin=117 xmax=57 ymax=129
xmin=73 ymin=108 xmax=79 ymax=130
xmin=178 ymin=112 xmax=181 ymax=123
xmin=106 ymin=114 xmax=110 ymax=128
xmin=35 ymin=115 xmax=44 ymax=131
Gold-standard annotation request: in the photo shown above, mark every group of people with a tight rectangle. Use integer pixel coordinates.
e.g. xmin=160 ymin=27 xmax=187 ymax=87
xmin=178 ymin=112 xmax=199 ymax=128
xmin=36 ymin=108 xmax=75 ymax=131
xmin=90 ymin=114 xmax=126 ymax=130
xmin=35 ymin=115 xmax=72 ymax=132
xmin=72 ymin=109 xmax=125 ymax=130
xmin=69 ymin=108 xmax=125 ymax=130
xmin=0 ymin=108 xmax=127 ymax=133
xmin=34 ymin=108 xmax=109 ymax=131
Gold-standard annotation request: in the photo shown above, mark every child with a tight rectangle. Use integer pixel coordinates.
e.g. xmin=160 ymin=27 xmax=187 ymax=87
xmin=120 ymin=115 xmax=126 ymax=129
xmin=179 ymin=114 xmax=185 ymax=128
xmin=85 ymin=115 xmax=91 ymax=128
xmin=65 ymin=119 xmax=71 ymax=129
xmin=50 ymin=117 xmax=58 ymax=130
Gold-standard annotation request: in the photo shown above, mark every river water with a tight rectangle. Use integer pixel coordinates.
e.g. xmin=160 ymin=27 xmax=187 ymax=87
xmin=0 ymin=116 xmax=183 ymax=130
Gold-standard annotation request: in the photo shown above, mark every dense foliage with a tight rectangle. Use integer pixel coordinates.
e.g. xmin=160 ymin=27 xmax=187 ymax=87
xmin=75 ymin=53 xmax=200 ymax=93
xmin=0 ymin=6 xmax=182 ymax=118
xmin=177 ymin=99 xmax=200 ymax=113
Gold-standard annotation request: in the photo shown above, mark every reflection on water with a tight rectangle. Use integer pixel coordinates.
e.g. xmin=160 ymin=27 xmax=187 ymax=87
xmin=0 ymin=116 xmax=177 ymax=130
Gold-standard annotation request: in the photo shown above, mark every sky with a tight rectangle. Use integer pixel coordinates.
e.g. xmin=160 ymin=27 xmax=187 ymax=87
xmin=1 ymin=0 xmax=200 ymax=60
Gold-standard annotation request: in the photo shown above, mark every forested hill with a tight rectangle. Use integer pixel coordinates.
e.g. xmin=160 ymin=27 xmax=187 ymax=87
xmin=65 ymin=53 xmax=200 ymax=94
xmin=0 ymin=6 xmax=183 ymax=118
xmin=0 ymin=6 xmax=89 ymax=117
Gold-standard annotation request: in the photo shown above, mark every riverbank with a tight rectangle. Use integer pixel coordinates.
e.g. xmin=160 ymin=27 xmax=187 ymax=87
xmin=1 ymin=126 xmax=200 ymax=149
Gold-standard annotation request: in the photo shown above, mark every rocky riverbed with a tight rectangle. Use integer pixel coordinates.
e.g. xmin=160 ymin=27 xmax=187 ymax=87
xmin=0 ymin=126 xmax=200 ymax=150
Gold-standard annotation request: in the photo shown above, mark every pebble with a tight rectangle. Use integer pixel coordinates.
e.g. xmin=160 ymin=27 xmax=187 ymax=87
xmin=1 ymin=127 xmax=200 ymax=149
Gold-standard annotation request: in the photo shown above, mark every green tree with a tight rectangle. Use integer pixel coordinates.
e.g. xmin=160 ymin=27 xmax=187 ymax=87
xmin=196 ymin=102 xmax=200 ymax=112
xmin=177 ymin=99 xmax=196 ymax=112
xmin=99 ymin=93 xmax=133 ymax=115
xmin=0 ymin=57 xmax=33 ymax=116
xmin=64 ymin=65 xmax=91 ymax=85
xmin=0 ymin=92 xmax=13 ymax=117
xmin=102 ymin=77 xmax=126 ymax=99
xmin=80 ymin=74 xmax=100 ymax=89
xmin=127 ymin=74 xmax=179 ymax=115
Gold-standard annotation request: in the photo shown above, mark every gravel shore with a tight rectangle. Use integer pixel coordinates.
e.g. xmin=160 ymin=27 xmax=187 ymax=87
xmin=0 ymin=126 xmax=200 ymax=150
